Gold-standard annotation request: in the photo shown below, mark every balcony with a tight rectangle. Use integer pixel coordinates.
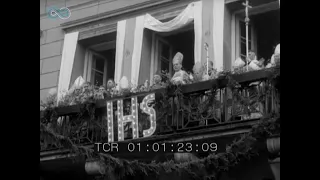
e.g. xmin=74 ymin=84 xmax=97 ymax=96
xmin=40 ymin=67 xmax=280 ymax=158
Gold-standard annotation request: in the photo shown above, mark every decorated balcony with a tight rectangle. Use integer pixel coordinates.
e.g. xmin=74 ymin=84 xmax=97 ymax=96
xmin=40 ymin=66 xmax=280 ymax=153
xmin=40 ymin=0 xmax=280 ymax=179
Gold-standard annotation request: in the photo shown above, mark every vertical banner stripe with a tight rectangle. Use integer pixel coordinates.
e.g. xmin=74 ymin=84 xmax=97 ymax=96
xmin=212 ymin=0 xmax=225 ymax=71
xmin=57 ymin=31 xmax=79 ymax=102
xmin=201 ymin=0 xmax=214 ymax=66
xmin=131 ymin=15 xmax=145 ymax=85
xmin=121 ymin=18 xmax=136 ymax=82
xmin=193 ymin=1 xmax=202 ymax=64
xmin=114 ymin=20 xmax=126 ymax=84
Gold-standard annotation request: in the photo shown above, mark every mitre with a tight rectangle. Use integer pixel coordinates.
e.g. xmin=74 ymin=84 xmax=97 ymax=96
xmin=172 ymin=52 xmax=183 ymax=64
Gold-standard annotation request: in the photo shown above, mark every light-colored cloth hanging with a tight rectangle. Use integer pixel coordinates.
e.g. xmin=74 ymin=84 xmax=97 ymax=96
xmin=114 ymin=0 xmax=225 ymax=86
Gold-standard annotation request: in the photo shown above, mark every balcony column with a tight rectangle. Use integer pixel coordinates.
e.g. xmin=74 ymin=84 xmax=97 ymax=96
xmin=266 ymin=136 xmax=280 ymax=180
xmin=211 ymin=0 xmax=225 ymax=71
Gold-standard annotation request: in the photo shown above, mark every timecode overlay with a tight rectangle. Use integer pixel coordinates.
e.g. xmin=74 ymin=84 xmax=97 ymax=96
xmin=94 ymin=139 xmax=220 ymax=154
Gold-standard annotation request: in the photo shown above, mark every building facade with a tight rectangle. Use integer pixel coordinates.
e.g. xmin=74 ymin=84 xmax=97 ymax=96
xmin=40 ymin=0 xmax=280 ymax=102
xmin=40 ymin=0 xmax=280 ymax=180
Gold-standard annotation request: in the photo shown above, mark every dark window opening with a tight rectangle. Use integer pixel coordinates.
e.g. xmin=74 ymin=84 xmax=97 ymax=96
xmin=252 ymin=9 xmax=280 ymax=62
xmin=157 ymin=25 xmax=195 ymax=75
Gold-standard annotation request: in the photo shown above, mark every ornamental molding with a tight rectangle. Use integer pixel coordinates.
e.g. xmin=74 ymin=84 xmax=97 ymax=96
xmin=67 ymin=0 xmax=194 ymax=40
xmin=56 ymin=0 xmax=238 ymax=40
xmin=61 ymin=0 xmax=176 ymax=31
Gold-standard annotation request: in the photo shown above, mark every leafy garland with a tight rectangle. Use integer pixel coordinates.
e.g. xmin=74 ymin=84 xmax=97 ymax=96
xmin=40 ymin=114 xmax=280 ymax=180
xmin=40 ymin=67 xmax=280 ymax=179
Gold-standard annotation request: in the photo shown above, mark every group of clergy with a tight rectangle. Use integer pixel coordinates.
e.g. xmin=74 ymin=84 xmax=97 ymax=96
xmin=161 ymin=43 xmax=280 ymax=87
xmin=234 ymin=44 xmax=280 ymax=72
xmin=64 ymin=43 xmax=280 ymax=101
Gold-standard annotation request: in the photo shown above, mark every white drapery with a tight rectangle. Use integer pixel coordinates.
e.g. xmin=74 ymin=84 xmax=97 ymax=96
xmin=144 ymin=2 xmax=199 ymax=32
xmin=114 ymin=0 xmax=225 ymax=85
xmin=115 ymin=2 xmax=202 ymax=85
xmin=144 ymin=1 xmax=202 ymax=67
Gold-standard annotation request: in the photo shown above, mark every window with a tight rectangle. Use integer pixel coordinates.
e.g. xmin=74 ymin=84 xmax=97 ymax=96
xmin=83 ymin=43 xmax=116 ymax=87
xmin=155 ymin=36 xmax=173 ymax=75
xmin=232 ymin=2 xmax=280 ymax=66
xmin=234 ymin=16 xmax=255 ymax=62
xmin=87 ymin=51 xmax=107 ymax=86
xmin=151 ymin=24 xmax=195 ymax=79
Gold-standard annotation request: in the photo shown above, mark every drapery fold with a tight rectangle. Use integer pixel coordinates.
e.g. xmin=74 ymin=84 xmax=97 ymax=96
xmin=115 ymin=2 xmax=202 ymax=86
xmin=144 ymin=2 xmax=198 ymax=32
xmin=55 ymin=1 xmax=227 ymax=103
xmin=114 ymin=1 xmax=225 ymax=85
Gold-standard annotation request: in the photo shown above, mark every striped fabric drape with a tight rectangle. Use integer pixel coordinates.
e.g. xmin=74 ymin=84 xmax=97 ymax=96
xmin=57 ymin=32 xmax=79 ymax=102
xmin=114 ymin=16 xmax=145 ymax=86
xmin=200 ymin=0 xmax=225 ymax=71
xmin=114 ymin=0 xmax=225 ymax=85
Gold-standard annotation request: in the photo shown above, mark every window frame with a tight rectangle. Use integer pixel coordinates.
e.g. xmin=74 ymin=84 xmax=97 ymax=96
xmin=233 ymin=14 xmax=256 ymax=67
xmin=150 ymin=33 xmax=174 ymax=84
xmin=83 ymin=49 xmax=108 ymax=87
xmin=156 ymin=35 xmax=173 ymax=75
xmin=150 ymin=24 xmax=194 ymax=84
xmin=231 ymin=1 xmax=280 ymax=68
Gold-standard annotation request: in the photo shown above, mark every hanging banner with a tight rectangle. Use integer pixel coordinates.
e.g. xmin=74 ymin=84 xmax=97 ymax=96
xmin=114 ymin=1 xmax=225 ymax=85
xmin=57 ymin=32 xmax=79 ymax=102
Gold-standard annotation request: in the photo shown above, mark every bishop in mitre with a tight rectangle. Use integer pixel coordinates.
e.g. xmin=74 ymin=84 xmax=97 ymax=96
xmin=171 ymin=52 xmax=190 ymax=85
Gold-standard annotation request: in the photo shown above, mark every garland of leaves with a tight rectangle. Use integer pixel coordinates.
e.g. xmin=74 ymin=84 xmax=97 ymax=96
xmin=40 ymin=114 xmax=280 ymax=180
xmin=40 ymin=67 xmax=280 ymax=179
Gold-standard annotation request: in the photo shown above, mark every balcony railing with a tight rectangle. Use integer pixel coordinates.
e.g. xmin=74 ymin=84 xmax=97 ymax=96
xmin=40 ymin=68 xmax=280 ymax=152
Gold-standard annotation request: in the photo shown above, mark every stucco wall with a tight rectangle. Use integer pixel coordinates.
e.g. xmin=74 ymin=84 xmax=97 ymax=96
xmin=40 ymin=0 xmax=154 ymax=102
xmin=40 ymin=0 xmax=236 ymax=102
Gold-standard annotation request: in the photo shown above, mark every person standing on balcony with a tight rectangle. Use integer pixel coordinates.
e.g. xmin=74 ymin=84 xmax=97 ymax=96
xmin=151 ymin=73 xmax=164 ymax=89
xmin=170 ymin=52 xmax=189 ymax=129
xmin=192 ymin=62 xmax=203 ymax=82
xmin=171 ymin=52 xmax=190 ymax=85
xmin=202 ymin=61 xmax=218 ymax=80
